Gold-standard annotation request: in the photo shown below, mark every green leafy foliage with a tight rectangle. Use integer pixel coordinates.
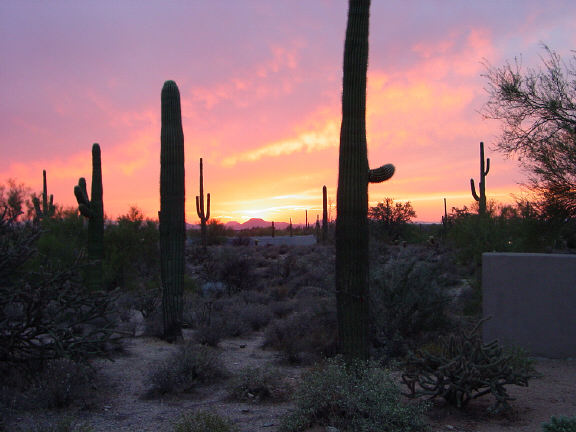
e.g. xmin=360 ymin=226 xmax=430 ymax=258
xmin=542 ymin=415 xmax=576 ymax=432
xmin=370 ymin=249 xmax=451 ymax=357
xmin=0 ymin=210 xmax=118 ymax=377
xmin=447 ymin=201 xmax=557 ymax=270
xmin=279 ymin=357 xmax=428 ymax=432
xmin=104 ymin=206 xmax=159 ymax=290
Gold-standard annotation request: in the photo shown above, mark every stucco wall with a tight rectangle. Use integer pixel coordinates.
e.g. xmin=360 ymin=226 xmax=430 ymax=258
xmin=482 ymin=252 xmax=576 ymax=358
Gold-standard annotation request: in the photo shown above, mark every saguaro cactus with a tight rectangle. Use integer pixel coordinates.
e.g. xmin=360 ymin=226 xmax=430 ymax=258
xmin=336 ymin=0 xmax=395 ymax=360
xmin=74 ymin=143 xmax=104 ymax=291
xmin=322 ymin=185 xmax=328 ymax=243
xmin=159 ymin=80 xmax=185 ymax=342
xmin=470 ymin=141 xmax=490 ymax=215
xmin=271 ymin=221 xmax=275 ymax=238
xmin=195 ymin=158 xmax=210 ymax=249
xmin=33 ymin=169 xmax=55 ymax=221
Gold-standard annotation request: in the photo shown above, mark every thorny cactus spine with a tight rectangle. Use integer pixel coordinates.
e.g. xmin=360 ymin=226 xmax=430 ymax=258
xmin=470 ymin=141 xmax=490 ymax=215
xmin=195 ymin=157 xmax=210 ymax=250
xmin=336 ymin=0 xmax=395 ymax=361
xmin=160 ymin=80 xmax=185 ymax=342
xmin=33 ymin=169 xmax=55 ymax=221
xmin=74 ymin=143 xmax=104 ymax=291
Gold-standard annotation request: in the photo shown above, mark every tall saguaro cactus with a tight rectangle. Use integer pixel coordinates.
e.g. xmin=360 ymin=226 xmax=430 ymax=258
xmin=33 ymin=169 xmax=55 ymax=221
xmin=336 ymin=0 xmax=395 ymax=360
xmin=470 ymin=141 xmax=490 ymax=215
xmin=159 ymin=80 xmax=185 ymax=342
xmin=322 ymin=185 xmax=329 ymax=243
xmin=74 ymin=143 xmax=104 ymax=291
xmin=195 ymin=158 xmax=210 ymax=250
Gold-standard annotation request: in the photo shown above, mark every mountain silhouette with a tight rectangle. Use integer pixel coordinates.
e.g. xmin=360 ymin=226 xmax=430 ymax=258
xmin=224 ymin=218 xmax=290 ymax=230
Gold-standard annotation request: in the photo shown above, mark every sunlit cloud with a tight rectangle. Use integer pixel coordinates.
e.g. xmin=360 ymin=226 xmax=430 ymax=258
xmin=222 ymin=120 xmax=338 ymax=166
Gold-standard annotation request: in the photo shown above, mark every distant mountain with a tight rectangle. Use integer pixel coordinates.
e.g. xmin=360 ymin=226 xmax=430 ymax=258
xmin=224 ymin=218 xmax=290 ymax=230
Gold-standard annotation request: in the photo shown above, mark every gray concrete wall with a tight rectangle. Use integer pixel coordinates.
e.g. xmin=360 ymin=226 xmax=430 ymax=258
xmin=482 ymin=253 xmax=576 ymax=358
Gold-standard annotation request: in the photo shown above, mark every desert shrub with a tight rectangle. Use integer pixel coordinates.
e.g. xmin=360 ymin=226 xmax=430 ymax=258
xmin=239 ymin=289 xmax=270 ymax=305
xmin=269 ymin=299 xmax=295 ymax=318
xmin=447 ymin=202 xmax=555 ymax=269
xmin=200 ymin=247 xmax=258 ymax=295
xmin=238 ymin=303 xmax=272 ymax=331
xmin=370 ymin=252 xmax=451 ymax=357
xmin=263 ymin=298 xmax=337 ymax=363
xmin=0 ymin=211 xmax=119 ymax=377
xmin=228 ymin=366 xmax=289 ymax=403
xmin=145 ymin=343 xmax=226 ymax=397
xmin=103 ymin=207 xmax=159 ymax=291
xmin=402 ymin=322 xmax=536 ymax=413
xmin=26 ymin=358 xmax=97 ymax=410
xmin=194 ymin=323 xmax=223 ymax=347
xmin=542 ymin=416 xmax=576 ymax=432
xmin=173 ymin=410 xmax=238 ymax=432
xmin=279 ymin=357 xmax=428 ymax=432
xmin=19 ymin=416 xmax=93 ymax=432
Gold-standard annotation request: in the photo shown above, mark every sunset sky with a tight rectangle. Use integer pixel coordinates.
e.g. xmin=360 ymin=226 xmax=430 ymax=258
xmin=2 ymin=1 xmax=576 ymax=224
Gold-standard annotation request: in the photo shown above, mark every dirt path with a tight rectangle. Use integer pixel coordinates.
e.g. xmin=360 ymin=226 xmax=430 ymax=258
xmin=10 ymin=333 xmax=575 ymax=431
xmin=74 ymin=332 xmax=299 ymax=432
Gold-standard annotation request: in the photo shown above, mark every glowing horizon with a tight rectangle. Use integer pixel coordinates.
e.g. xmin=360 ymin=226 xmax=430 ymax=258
xmin=2 ymin=1 xmax=575 ymax=224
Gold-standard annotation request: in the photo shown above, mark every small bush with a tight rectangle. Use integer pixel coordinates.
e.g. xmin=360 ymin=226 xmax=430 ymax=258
xmin=27 ymin=359 xmax=96 ymax=409
xmin=279 ymin=357 xmax=428 ymax=432
xmin=238 ymin=303 xmax=272 ymax=331
xmin=228 ymin=366 xmax=289 ymax=402
xmin=173 ymin=410 xmax=238 ymax=432
xmin=370 ymin=252 xmax=451 ymax=357
xmin=194 ymin=322 xmax=224 ymax=347
xmin=542 ymin=415 xmax=576 ymax=432
xmin=19 ymin=416 xmax=93 ymax=432
xmin=145 ymin=343 xmax=226 ymax=397
xmin=263 ymin=299 xmax=337 ymax=364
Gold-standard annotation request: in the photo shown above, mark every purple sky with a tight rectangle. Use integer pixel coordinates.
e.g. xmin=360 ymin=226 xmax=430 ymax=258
xmin=2 ymin=1 xmax=575 ymax=222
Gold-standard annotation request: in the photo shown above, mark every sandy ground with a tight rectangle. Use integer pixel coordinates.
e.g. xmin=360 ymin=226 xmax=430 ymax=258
xmin=8 ymin=331 xmax=575 ymax=432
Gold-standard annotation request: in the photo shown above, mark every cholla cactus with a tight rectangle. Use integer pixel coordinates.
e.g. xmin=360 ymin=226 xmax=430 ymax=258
xmin=402 ymin=321 xmax=536 ymax=413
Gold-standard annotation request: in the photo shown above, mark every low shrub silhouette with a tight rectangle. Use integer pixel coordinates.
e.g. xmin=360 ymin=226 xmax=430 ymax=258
xmin=279 ymin=357 xmax=428 ymax=432
xmin=144 ymin=343 xmax=226 ymax=397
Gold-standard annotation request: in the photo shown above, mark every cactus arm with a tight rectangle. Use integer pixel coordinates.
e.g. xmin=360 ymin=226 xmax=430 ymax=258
xmin=470 ymin=178 xmax=480 ymax=202
xmin=32 ymin=196 xmax=42 ymax=218
xmin=485 ymin=158 xmax=490 ymax=176
xmin=368 ymin=163 xmax=395 ymax=183
xmin=195 ymin=195 xmax=202 ymax=219
xmin=48 ymin=194 xmax=54 ymax=216
xmin=74 ymin=178 xmax=93 ymax=218
xmin=205 ymin=193 xmax=210 ymax=220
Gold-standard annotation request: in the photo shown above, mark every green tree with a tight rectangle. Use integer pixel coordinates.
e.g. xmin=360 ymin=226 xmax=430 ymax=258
xmin=482 ymin=45 xmax=576 ymax=220
xmin=369 ymin=198 xmax=416 ymax=241
xmin=0 ymin=179 xmax=31 ymax=221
